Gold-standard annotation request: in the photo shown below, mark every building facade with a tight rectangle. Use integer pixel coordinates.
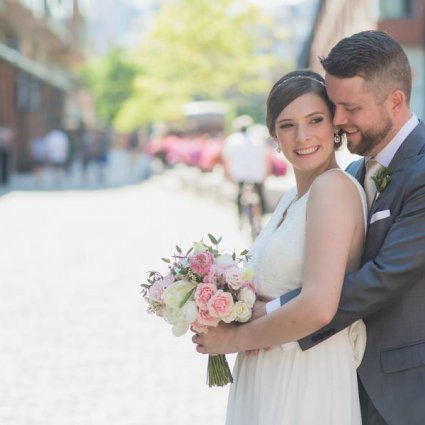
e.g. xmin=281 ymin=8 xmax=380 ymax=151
xmin=307 ymin=0 xmax=425 ymax=120
xmin=0 ymin=0 xmax=85 ymax=172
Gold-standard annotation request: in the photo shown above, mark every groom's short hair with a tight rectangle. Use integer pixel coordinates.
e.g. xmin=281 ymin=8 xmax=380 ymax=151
xmin=320 ymin=30 xmax=412 ymax=104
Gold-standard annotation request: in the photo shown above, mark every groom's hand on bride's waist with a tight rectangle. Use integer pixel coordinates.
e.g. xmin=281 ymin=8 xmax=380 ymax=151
xmin=250 ymin=297 xmax=271 ymax=321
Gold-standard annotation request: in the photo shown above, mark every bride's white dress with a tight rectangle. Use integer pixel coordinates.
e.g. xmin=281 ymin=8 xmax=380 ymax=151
xmin=226 ymin=170 xmax=367 ymax=425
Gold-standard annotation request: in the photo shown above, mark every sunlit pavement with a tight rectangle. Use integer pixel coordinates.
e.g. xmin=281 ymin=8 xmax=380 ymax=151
xmin=0 ymin=166 xmax=255 ymax=425
xmin=0 ymin=146 xmax=358 ymax=424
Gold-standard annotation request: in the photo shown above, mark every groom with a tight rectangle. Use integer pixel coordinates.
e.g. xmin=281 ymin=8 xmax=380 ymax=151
xmin=194 ymin=31 xmax=425 ymax=424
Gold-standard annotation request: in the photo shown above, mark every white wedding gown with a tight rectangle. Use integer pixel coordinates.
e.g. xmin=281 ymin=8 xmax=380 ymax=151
xmin=226 ymin=169 xmax=367 ymax=425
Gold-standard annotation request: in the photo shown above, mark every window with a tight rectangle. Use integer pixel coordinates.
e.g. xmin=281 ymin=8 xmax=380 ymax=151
xmin=379 ymin=0 xmax=417 ymax=19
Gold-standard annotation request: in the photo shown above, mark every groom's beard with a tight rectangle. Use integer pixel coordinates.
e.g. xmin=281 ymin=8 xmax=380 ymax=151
xmin=347 ymin=116 xmax=393 ymax=156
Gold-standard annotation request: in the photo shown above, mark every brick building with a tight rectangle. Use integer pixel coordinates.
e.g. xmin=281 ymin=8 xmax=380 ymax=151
xmin=0 ymin=0 xmax=85 ymax=172
xmin=305 ymin=0 xmax=425 ymax=119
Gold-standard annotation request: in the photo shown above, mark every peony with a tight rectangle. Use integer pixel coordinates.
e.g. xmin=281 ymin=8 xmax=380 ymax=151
xmin=208 ymin=290 xmax=234 ymax=319
xmin=197 ymin=308 xmax=220 ymax=327
xmin=238 ymin=287 xmax=256 ymax=308
xmin=195 ymin=283 xmax=218 ymax=309
xmin=172 ymin=321 xmax=190 ymax=337
xmin=182 ymin=300 xmax=198 ymax=324
xmin=163 ymin=280 xmax=196 ymax=309
xmin=234 ymin=301 xmax=252 ymax=323
xmin=224 ymin=266 xmax=244 ymax=290
xmin=189 ymin=252 xmax=214 ymax=275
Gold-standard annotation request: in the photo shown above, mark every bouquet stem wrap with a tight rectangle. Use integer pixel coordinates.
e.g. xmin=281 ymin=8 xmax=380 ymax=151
xmin=207 ymin=354 xmax=233 ymax=387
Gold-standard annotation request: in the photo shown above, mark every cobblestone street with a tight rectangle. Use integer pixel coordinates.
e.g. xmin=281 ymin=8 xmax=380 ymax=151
xmin=0 ymin=170 xmax=250 ymax=425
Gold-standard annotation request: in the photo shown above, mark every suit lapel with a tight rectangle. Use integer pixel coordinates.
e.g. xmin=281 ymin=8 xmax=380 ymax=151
xmin=368 ymin=121 xmax=425 ymax=216
xmin=346 ymin=158 xmax=365 ymax=184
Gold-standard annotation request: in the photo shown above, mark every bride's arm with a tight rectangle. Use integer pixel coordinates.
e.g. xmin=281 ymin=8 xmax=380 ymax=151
xmin=196 ymin=171 xmax=365 ymax=354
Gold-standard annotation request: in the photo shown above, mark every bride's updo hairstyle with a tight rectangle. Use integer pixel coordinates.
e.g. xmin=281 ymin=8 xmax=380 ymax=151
xmin=266 ymin=70 xmax=342 ymax=149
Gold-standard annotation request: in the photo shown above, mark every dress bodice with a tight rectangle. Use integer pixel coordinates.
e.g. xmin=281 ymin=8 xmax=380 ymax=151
xmin=248 ymin=169 xmax=367 ymax=299
xmin=249 ymin=187 xmax=306 ymax=298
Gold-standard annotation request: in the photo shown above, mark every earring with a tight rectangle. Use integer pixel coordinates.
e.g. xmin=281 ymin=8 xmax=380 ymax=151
xmin=334 ymin=131 xmax=341 ymax=145
xmin=276 ymin=143 xmax=281 ymax=153
xmin=334 ymin=131 xmax=347 ymax=145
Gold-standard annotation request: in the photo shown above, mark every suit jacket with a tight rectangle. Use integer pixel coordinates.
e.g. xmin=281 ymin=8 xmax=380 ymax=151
xmin=279 ymin=122 xmax=425 ymax=424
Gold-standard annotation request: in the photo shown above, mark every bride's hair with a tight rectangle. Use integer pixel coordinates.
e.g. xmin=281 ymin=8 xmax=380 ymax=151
xmin=266 ymin=70 xmax=340 ymax=146
xmin=320 ymin=30 xmax=411 ymax=105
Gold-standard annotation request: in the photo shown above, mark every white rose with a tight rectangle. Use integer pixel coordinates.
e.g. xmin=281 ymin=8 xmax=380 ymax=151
xmin=225 ymin=266 xmax=244 ymax=290
xmin=238 ymin=287 xmax=256 ymax=308
xmin=234 ymin=301 xmax=252 ymax=323
xmin=222 ymin=307 xmax=237 ymax=324
xmin=163 ymin=280 xmax=196 ymax=309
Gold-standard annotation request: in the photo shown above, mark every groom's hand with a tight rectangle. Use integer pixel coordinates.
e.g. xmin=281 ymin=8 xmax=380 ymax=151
xmin=193 ymin=323 xmax=239 ymax=355
xmin=250 ymin=298 xmax=270 ymax=321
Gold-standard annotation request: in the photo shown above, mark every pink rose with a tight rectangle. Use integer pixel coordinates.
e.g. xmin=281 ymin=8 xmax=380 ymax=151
xmin=197 ymin=308 xmax=220 ymax=327
xmin=208 ymin=290 xmax=234 ymax=319
xmin=241 ymin=281 xmax=256 ymax=292
xmin=189 ymin=252 xmax=214 ymax=275
xmin=203 ymin=267 xmax=219 ymax=284
xmin=195 ymin=283 xmax=218 ymax=309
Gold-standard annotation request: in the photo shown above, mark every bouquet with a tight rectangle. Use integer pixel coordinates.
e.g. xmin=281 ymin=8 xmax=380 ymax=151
xmin=141 ymin=234 xmax=256 ymax=387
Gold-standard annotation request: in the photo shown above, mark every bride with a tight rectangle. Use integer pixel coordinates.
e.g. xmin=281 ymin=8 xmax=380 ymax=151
xmin=194 ymin=70 xmax=367 ymax=424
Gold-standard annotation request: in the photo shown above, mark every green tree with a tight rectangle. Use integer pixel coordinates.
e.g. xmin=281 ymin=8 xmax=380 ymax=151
xmin=114 ymin=0 xmax=274 ymax=131
xmin=79 ymin=48 xmax=139 ymax=126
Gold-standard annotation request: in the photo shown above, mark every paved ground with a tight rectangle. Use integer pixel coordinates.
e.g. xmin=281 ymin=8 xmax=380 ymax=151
xmin=0 ymin=166 xmax=253 ymax=425
xmin=0 ymin=147 xmax=358 ymax=424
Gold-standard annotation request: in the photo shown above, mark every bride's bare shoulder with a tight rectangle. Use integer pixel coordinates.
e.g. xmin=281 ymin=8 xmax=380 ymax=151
xmin=308 ymin=169 xmax=364 ymax=215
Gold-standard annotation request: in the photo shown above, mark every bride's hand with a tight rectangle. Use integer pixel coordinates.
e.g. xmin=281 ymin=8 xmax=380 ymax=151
xmin=193 ymin=322 xmax=239 ymax=355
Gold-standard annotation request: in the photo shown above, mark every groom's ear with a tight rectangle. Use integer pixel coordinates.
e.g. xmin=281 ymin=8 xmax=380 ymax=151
xmin=388 ymin=89 xmax=405 ymax=115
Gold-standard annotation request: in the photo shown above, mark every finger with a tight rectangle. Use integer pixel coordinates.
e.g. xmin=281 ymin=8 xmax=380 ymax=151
xmin=196 ymin=344 xmax=207 ymax=354
xmin=191 ymin=334 xmax=199 ymax=344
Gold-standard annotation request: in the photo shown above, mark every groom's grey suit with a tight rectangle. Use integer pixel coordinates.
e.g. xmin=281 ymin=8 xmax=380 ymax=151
xmin=279 ymin=122 xmax=425 ymax=424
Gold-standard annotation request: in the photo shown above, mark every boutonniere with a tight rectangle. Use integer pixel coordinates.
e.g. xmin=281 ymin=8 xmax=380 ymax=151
xmin=372 ymin=167 xmax=392 ymax=196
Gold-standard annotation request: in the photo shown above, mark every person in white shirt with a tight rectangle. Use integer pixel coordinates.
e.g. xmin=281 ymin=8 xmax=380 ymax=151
xmin=222 ymin=115 xmax=270 ymax=219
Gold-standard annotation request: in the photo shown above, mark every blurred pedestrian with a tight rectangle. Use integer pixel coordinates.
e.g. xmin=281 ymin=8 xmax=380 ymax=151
xmin=0 ymin=127 xmax=14 ymax=186
xmin=222 ymin=115 xmax=271 ymax=220
xmin=30 ymin=134 xmax=46 ymax=185
xmin=44 ymin=126 xmax=69 ymax=185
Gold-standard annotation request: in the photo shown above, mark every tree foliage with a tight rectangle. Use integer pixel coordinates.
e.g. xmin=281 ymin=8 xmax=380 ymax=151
xmin=114 ymin=0 xmax=274 ymax=131
xmin=79 ymin=48 xmax=139 ymax=126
